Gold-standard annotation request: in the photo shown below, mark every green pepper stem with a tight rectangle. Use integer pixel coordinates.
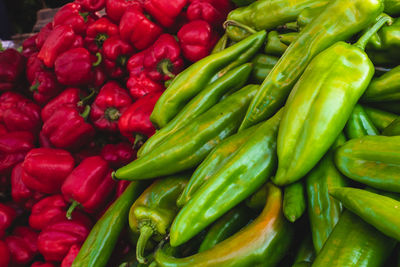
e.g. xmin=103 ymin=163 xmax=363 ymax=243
xmin=158 ymin=59 xmax=175 ymax=79
xmin=136 ymin=225 xmax=154 ymax=264
xmin=93 ymin=52 xmax=102 ymax=67
xmin=355 ymin=15 xmax=393 ymax=51
xmin=77 ymin=89 xmax=96 ymax=107
xmin=66 ymin=200 xmax=80 ymax=220
xmin=29 ymin=82 xmax=39 ymax=92
xmin=80 ymin=105 xmax=91 ymax=120
xmin=133 ymin=134 xmax=147 ymax=150
xmin=223 ymin=20 xmax=257 ymax=34
xmin=105 ymin=107 xmax=121 ymax=122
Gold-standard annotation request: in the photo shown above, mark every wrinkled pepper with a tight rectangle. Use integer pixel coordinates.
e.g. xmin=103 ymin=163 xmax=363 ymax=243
xmin=30 ymin=70 xmax=62 ymax=105
xmin=5 ymin=226 xmax=39 ymax=265
xmin=127 ymin=72 xmax=164 ymax=100
xmin=272 ymin=15 xmax=390 ymax=186
xmin=85 ymin=17 xmax=119 ymax=53
xmin=0 ymin=48 xmax=25 ymax=91
xmin=29 ymin=194 xmax=68 ymax=230
xmin=102 ymin=35 xmax=134 ymax=79
xmin=0 ymin=203 xmax=17 ymax=238
xmin=116 ymin=84 xmax=259 ymax=180
xmin=100 ymin=143 xmax=136 ymax=169
xmin=52 ymin=3 xmax=92 ymax=35
xmin=169 ymin=109 xmax=282 ymax=246
xmin=344 ymin=104 xmax=379 ymax=139
xmin=105 ymin=0 xmax=141 ymax=23
xmin=143 ymin=0 xmax=188 ymax=28
xmin=155 ymin=183 xmax=293 ymax=267
xmin=264 ymin=31 xmax=288 ymax=56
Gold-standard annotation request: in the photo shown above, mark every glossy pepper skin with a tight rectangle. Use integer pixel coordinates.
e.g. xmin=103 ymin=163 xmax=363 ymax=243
xmin=119 ymin=6 xmax=163 ymax=50
xmin=72 ymin=182 xmax=147 ymax=267
xmin=21 ymin=148 xmax=75 ymax=194
xmin=5 ymin=226 xmax=39 ymax=265
xmin=305 ymin=134 xmax=347 ymax=253
xmin=187 ymin=0 xmax=232 ymax=28
xmin=156 ymin=183 xmax=293 ymax=267
xmin=169 ymin=109 xmax=282 ymax=247
xmin=239 ymin=0 xmax=384 ymax=130
xmin=29 ymin=195 xmax=68 ymax=230
xmin=283 ymin=181 xmax=306 ymax=223
xmin=264 ymin=31 xmax=288 ymax=56
xmin=335 ymin=135 xmax=400 ymax=193
xmin=26 ymin=52 xmax=44 ymax=84
xmin=143 ymin=0 xmax=187 ymax=28
xmin=0 ymin=48 xmax=25 ymax=91
xmin=116 ymin=84 xmax=259 ymax=181
xmin=383 ymin=117 xmax=400 ymax=136
xmin=362 ymin=65 xmax=400 ymax=102
xmin=52 ymin=3 xmax=90 ymax=35
xmin=38 ymin=213 xmax=92 ymax=262
xmin=30 ymin=70 xmax=62 ymax=105
xmin=0 ymin=203 xmax=16 ymax=238
xmin=102 ymin=36 xmax=134 ymax=79
xmin=22 ymin=34 xmax=39 ymax=58
xmin=36 ymin=23 xmax=53 ymax=49
xmin=105 ymin=0 xmax=141 ymax=22
xmin=62 ymin=156 xmax=116 ymax=216
xmin=100 ymin=143 xmax=136 ymax=169
xmin=177 ymin=124 xmax=259 ymax=207
xmin=41 ymin=88 xmax=82 ymax=122
xmin=272 ymin=16 xmax=389 ymax=186
xmin=90 ymin=81 xmax=132 ymax=132
xmin=312 ymin=210 xmax=396 ymax=267
xmin=127 ymin=72 xmax=164 ymax=100
xmin=345 ymin=104 xmax=379 ymax=139
xmin=85 ymin=17 xmax=119 ymax=53
xmin=61 ymin=244 xmax=81 ymax=267
xmin=177 ymin=20 xmax=218 ymax=62
xmin=75 ymin=0 xmax=105 ymax=12
xmin=129 ymin=174 xmax=189 ymax=264
xmin=150 ymin=31 xmax=266 ymax=129
xmin=250 ymin=53 xmax=279 ymax=84
xmin=139 ymin=63 xmax=252 ymax=157
xmin=363 ymin=106 xmax=398 ymax=131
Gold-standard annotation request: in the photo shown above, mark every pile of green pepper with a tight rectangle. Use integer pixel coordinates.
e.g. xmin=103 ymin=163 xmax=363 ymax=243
xmin=72 ymin=0 xmax=400 ymax=266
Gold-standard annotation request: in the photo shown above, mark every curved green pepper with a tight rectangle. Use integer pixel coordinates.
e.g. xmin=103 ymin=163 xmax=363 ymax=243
xmin=383 ymin=117 xmax=400 ymax=135
xmin=177 ymin=124 xmax=259 ymax=207
xmin=272 ymin=16 xmax=390 ymax=186
xmin=115 ymin=84 xmax=259 ymax=180
xmin=211 ymin=34 xmax=229 ymax=54
xmin=305 ymin=133 xmax=348 ymax=253
xmin=150 ymin=31 xmax=265 ymax=129
xmin=297 ymin=5 xmax=327 ymax=29
xmin=138 ymin=63 xmax=253 ymax=157
xmin=363 ymin=105 xmax=398 ymax=131
xmin=368 ymin=101 xmax=400 ymax=115
xmin=226 ymin=0 xmax=327 ymax=41
xmin=344 ymin=104 xmax=379 ymax=139
xmin=264 ymin=31 xmax=289 ymax=56
xmin=250 ymin=54 xmax=279 ymax=84
xmin=155 ymin=183 xmax=294 ymax=267
xmin=330 ymin=187 xmax=400 ymax=241
xmin=72 ymin=182 xmax=147 ymax=267
xmin=239 ymin=0 xmax=384 ymax=131
xmin=362 ymin=65 xmax=400 ymax=102
xmin=385 ymin=0 xmax=400 ymax=15
xmin=245 ymin=183 xmax=269 ymax=211
xmin=312 ymin=210 xmax=396 ymax=267
xmin=293 ymin=235 xmax=315 ymax=266
xmin=198 ymin=205 xmax=252 ymax=253
xmin=169 ymin=109 xmax=283 ymax=247
xmin=335 ymin=135 xmax=400 ymax=193
xmin=283 ymin=181 xmax=306 ymax=223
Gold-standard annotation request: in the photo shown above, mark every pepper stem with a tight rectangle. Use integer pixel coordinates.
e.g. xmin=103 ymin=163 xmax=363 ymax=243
xmin=80 ymin=105 xmax=91 ymax=119
xmin=355 ymin=15 xmax=393 ymax=51
xmin=136 ymin=225 xmax=154 ymax=264
xmin=157 ymin=59 xmax=175 ymax=79
xmin=77 ymin=89 xmax=96 ymax=107
xmin=96 ymin=33 xmax=108 ymax=48
xmin=66 ymin=201 xmax=80 ymax=220
xmin=93 ymin=52 xmax=102 ymax=67
xmin=223 ymin=20 xmax=257 ymax=34
xmin=133 ymin=134 xmax=147 ymax=150
xmin=105 ymin=107 xmax=121 ymax=122
xmin=29 ymin=82 xmax=39 ymax=92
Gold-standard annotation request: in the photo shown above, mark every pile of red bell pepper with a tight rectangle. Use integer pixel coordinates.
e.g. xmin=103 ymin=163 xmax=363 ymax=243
xmin=0 ymin=0 xmax=232 ymax=266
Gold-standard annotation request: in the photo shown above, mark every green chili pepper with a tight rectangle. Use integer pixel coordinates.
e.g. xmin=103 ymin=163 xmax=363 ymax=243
xmin=225 ymin=0 xmax=328 ymax=41
xmin=169 ymin=109 xmax=283 ymax=247
xmin=245 ymin=183 xmax=269 ymax=211
xmin=239 ymin=0 xmax=385 ymax=131
xmin=283 ymin=181 xmax=306 ymax=223
xmin=129 ymin=174 xmax=189 ymax=264
xmin=72 ymin=182 xmax=147 ymax=267
xmin=330 ymin=187 xmax=400 ymax=241
xmin=198 ymin=205 xmax=252 ymax=253
xmin=385 ymin=0 xmax=400 ymax=15
xmin=312 ymin=210 xmax=396 ymax=267
xmin=264 ymin=31 xmax=289 ymax=56
xmin=138 ymin=63 xmax=253 ymax=158
xmin=279 ymin=32 xmax=299 ymax=45
xmin=177 ymin=124 xmax=259 ymax=207
xmin=297 ymin=5 xmax=327 ymax=29
xmin=272 ymin=15 xmax=391 ymax=186
xmin=335 ymin=135 xmax=400 ymax=193
xmin=211 ymin=34 xmax=229 ymax=54
xmin=383 ymin=117 xmax=400 ymax=136
xmin=150 ymin=31 xmax=265 ymax=129
xmin=115 ymin=84 xmax=259 ymax=181
xmin=293 ymin=235 xmax=315 ymax=265
xmin=363 ymin=106 xmax=398 ymax=131
xmin=362 ymin=65 xmax=400 ymax=102
xmin=305 ymin=133 xmax=347 ymax=253
xmin=369 ymin=101 xmax=400 ymax=114
xmin=250 ymin=54 xmax=279 ymax=84
xmin=155 ymin=183 xmax=294 ymax=267
xmin=344 ymin=104 xmax=379 ymax=139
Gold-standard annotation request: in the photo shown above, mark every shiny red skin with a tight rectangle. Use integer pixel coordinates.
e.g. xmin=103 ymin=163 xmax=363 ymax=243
xmin=5 ymin=226 xmax=39 ymax=265
xmin=143 ymin=0 xmax=188 ymax=27
xmin=0 ymin=48 xmax=26 ymax=91
xmin=85 ymin=17 xmax=119 ymax=53
xmin=100 ymin=142 xmax=136 ymax=169
xmin=29 ymin=195 xmax=68 ymax=230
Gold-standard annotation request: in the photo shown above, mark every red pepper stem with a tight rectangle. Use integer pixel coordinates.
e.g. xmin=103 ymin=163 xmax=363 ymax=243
xmin=93 ymin=52 xmax=102 ymax=67
xmin=66 ymin=200 xmax=80 ymax=220
xmin=223 ymin=20 xmax=257 ymax=34
xmin=29 ymin=82 xmax=39 ymax=92
xmin=158 ymin=59 xmax=175 ymax=79
xmin=136 ymin=225 xmax=154 ymax=264
xmin=355 ymin=15 xmax=392 ymax=51
xmin=80 ymin=105 xmax=91 ymax=119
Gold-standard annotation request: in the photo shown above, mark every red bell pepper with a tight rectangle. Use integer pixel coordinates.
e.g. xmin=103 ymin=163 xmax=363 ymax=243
xmin=41 ymin=88 xmax=83 ymax=122
xmin=30 ymin=71 xmax=62 ymax=105
xmin=54 ymin=47 xmax=102 ymax=86
xmin=5 ymin=226 xmax=38 ymax=265
xmin=36 ymin=23 xmax=53 ymax=49
xmin=21 ymin=148 xmax=75 ymax=194
xmin=85 ymin=17 xmax=119 ymax=53
xmin=0 ymin=92 xmax=41 ymax=134
xmin=0 ymin=240 xmax=10 ymax=267
xmin=29 ymin=195 xmax=68 ymax=230
xmin=90 ymin=81 xmax=132 ymax=131
xmin=61 ymin=244 xmax=80 ymax=267
xmin=62 ymin=156 xmax=116 ymax=218
xmin=143 ymin=0 xmax=188 ymax=27
xmin=37 ymin=212 xmax=91 ymax=262
xmin=38 ymin=25 xmax=83 ymax=68
xmin=100 ymin=142 xmax=136 ymax=169
xmin=186 ymin=0 xmax=232 ymax=28
xmin=22 ymin=34 xmax=39 ymax=58
xmin=41 ymin=104 xmax=95 ymax=150
xmin=0 ymin=48 xmax=26 ymax=91
xmin=102 ymin=35 xmax=134 ymax=79
xmin=177 ymin=20 xmax=218 ymax=62
xmin=75 ymin=0 xmax=106 ymax=12
xmin=105 ymin=0 xmax=142 ymax=23
xmin=0 ymin=131 xmax=35 ymax=175
xmin=92 ymin=64 xmax=107 ymax=88
xmin=0 ymin=203 xmax=17 ymax=238
xmin=31 ymin=262 xmax=56 ymax=267
xmin=73 ymin=139 xmax=102 ymax=164
xmin=0 ymin=125 xmax=6 ymax=135
xmin=26 ymin=52 xmax=45 ymax=84
xmin=126 ymin=72 xmax=164 ymax=99
xmin=116 ymin=180 xmax=131 ymax=197
xmin=119 ymin=6 xmax=163 ymax=50
xmin=118 ymin=91 xmax=162 ymax=145
xmin=53 ymin=3 xmax=92 ymax=35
